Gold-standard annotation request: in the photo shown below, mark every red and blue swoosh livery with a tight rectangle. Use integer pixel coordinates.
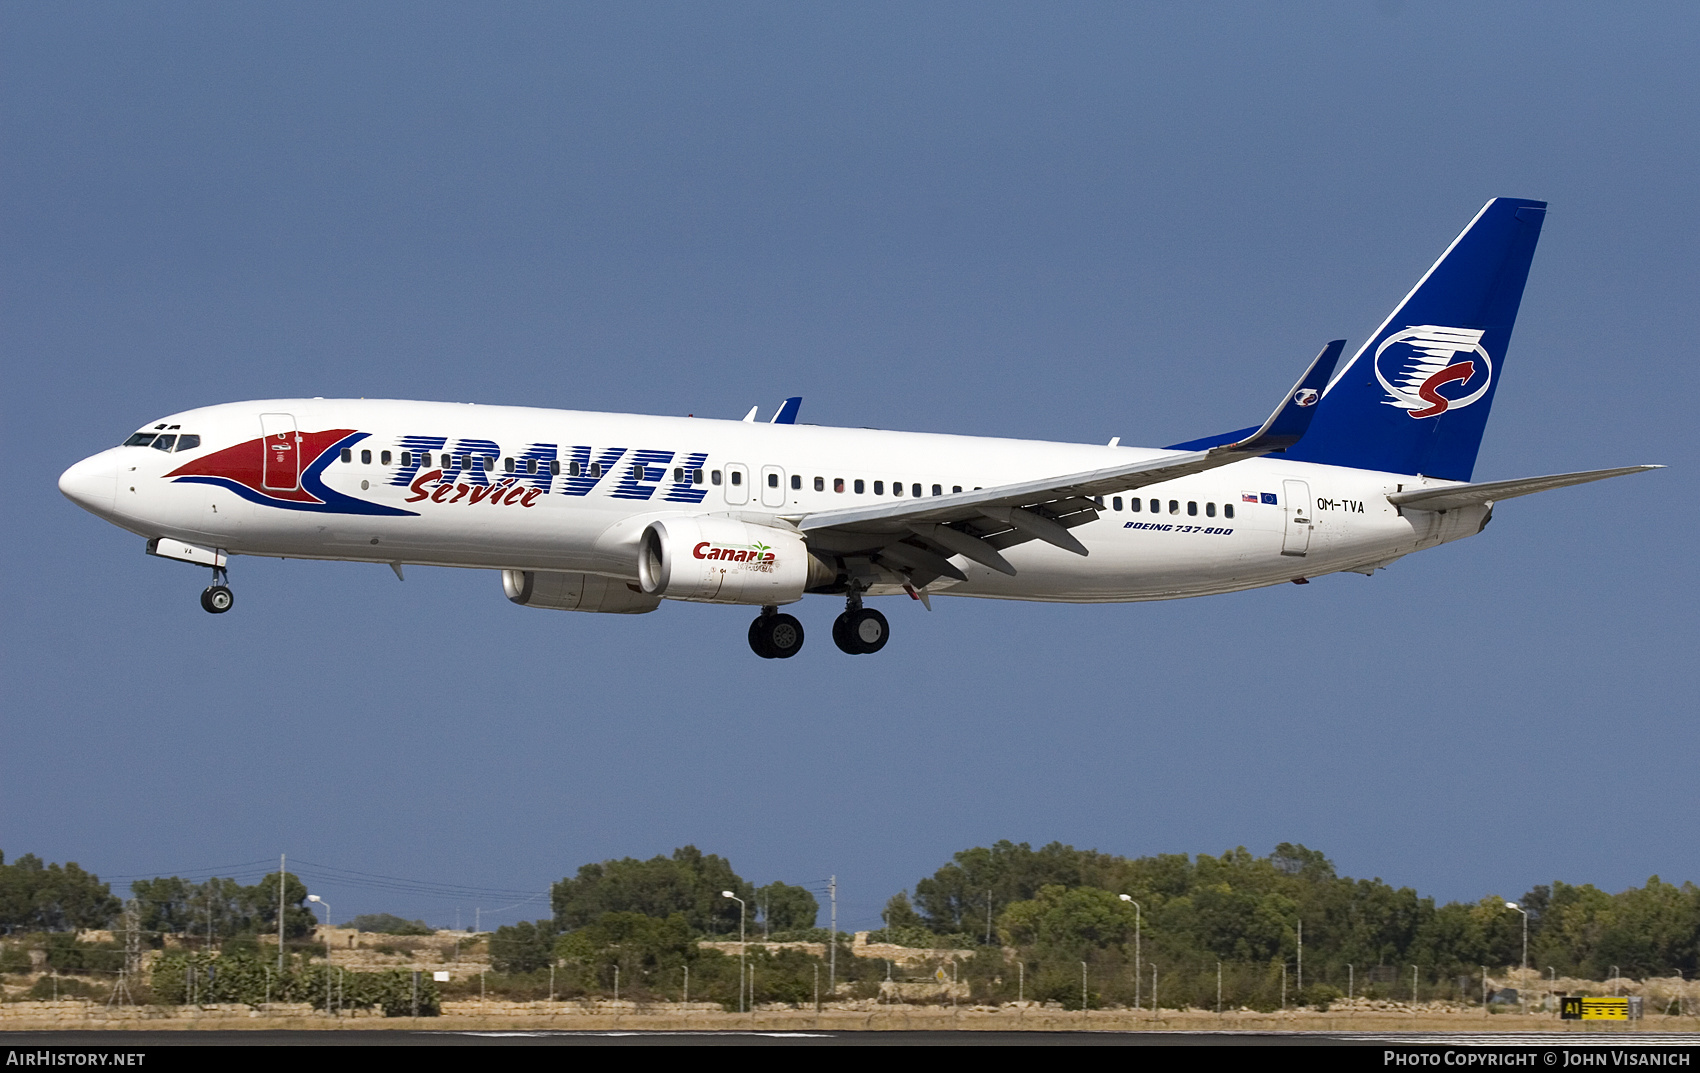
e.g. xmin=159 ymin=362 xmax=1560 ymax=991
xmin=166 ymin=430 xmax=418 ymax=516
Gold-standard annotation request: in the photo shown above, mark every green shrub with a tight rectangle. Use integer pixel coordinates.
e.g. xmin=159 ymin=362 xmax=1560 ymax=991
xmin=27 ymin=976 xmax=98 ymax=1000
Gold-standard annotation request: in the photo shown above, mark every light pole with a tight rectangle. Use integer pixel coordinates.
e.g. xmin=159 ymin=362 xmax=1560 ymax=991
xmin=722 ymin=891 xmax=747 ymax=1014
xmin=1505 ymin=902 xmax=1529 ymax=1011
xmin=1504 ymin=902 xmax=1529 ymax=980
xmin=1611 ymin=965 xmax=1620 ymax=997
xmin=307 ymin=894 xmax=332 ymax=1017
xmin=1118 ymin=895 xmax=1142 ymax=1010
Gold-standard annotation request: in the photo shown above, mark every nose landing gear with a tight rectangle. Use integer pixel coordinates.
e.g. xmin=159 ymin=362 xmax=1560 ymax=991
xmin=831 ymin=589 xmax=888 ymax=654
xmin=200 ymin=566 xmax=234 ymax=614
xmin=748 ymin=606 xmax=804 ymax=658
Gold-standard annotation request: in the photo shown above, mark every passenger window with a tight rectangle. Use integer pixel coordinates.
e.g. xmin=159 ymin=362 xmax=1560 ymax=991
xmin=634 ymin=464 xmax=646 ymax=481
xmin=176 ymin=435 xmax=200 ymax=451
xmin=893 ymin=482 xmax=904 ymax=497
xmin=378 ymin=450 xmax=389 ymax=465
xmin=527 ymin=459 xmax=537 ymax=475
xmin=1224 ymin=504 xmax=1234 ymax=519
xmin=340 ymin=448 xmax=352 ymax=463
xmin=421 ymin=453 xmax=432 ymax=467
xmin=814 ymin=476 xmax=824 ymax=492
xmin=122 ymin=433 xmax=156 ymax=447
xmin=731 ymin=471 xmax=742 ymax=486
xmin=1168 ymin=500 xmax=1179 ymax=515
xmin=953 ymin=485 xmax=962 ymax=493
xmin=551 ymin=461 xmax=561 ymax=476
xmin=590 ymin=462 xmax=602 ymax=478
xmin=400 ymin=451 xmax=412 ymax=467
xmin=569 ymin=460 xmax=581 ymax=477
xmin=674 ymin=467 xmax=684 ymax=482
xmin=1130 ymin=498 xmax=1141 ymax=512
xmin=504 ymin=457 xmax=515 ymax=473
xmin=873 ymin=481 xmax=884 ymax=495
xmin=767 ymin=472 xmax=778 ymax=488
xmin=1206 ymin=502 xmax=1215 ymax=517
xmin=1113 ymin=497 xmax=1123 ymax=511
xmin=151 ymin=435 xmax=177 ymax=452
xmin=834 ymin=478 xmax=845 ymax=493
xmin=854 ymin=479 xmax=865 ymax=494
xmin=692 ymin=468 xmax=704 ymax=484
xmin=932 ymin=484 xmax=942 ymax=496
xmin=1187 ymin=501 xmax=1197 ymax=516
xmin=1094 ymin=495 xmax=1104 ymax=506
xmin=791 ymin=474 xmax=801 ymax=490
xmin=912 ymin=483 xmax=921 ymax=498
xmin=358 ymin=449 xmax=370 ymax=465
xmin=711 ymin=469 xmax=721 ymax=485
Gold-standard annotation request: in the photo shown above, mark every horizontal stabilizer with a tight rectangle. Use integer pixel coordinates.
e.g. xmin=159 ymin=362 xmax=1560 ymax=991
xmin=1388 ymin=465 xmax=1662 ymax=512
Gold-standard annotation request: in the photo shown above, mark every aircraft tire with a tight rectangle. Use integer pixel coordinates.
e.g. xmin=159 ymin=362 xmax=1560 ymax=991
xmin=835 ymin=608 xmax=888 ymax=654
xmin=200 ymin=585 xmax=234 ymax=614
xmin=831 ymin=612 xmax=855 ymax=654
xmin=748 ymin=616 xmax=776 ymax=658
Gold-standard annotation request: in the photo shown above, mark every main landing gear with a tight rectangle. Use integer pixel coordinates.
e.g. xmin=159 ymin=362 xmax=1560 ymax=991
xmin=200 ymin=566 xmax=234 ymax=614
xmin=831 ymin=590 xmax=888 ymax=655
xmin=745 ymin=590 xmax=892 ymax=659
xmin=748 ymin=606 xmax=805 ymax=659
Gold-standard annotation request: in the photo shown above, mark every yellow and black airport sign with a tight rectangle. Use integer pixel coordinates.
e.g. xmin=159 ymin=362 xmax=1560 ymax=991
xmin=1560 ymin=996 xmax=1630 ymax=1020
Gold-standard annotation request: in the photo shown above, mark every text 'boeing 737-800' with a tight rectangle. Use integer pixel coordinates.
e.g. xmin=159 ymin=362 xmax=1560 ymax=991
xmin=59 ymin=198 xmax=1660 ymax=658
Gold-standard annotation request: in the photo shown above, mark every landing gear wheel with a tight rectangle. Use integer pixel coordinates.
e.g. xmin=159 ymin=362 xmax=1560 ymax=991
xmin=765 ymin=613 xmax=804 ymax=658
xmin=833 ymin=607 xmax=888 ymax=654
xmin=748 ymin=613 xmax=805 ymax=659
xmin=748 ymin=616 xmax=775 ymax=658
xmin=200 ymin=585 xmax=234 ymax=614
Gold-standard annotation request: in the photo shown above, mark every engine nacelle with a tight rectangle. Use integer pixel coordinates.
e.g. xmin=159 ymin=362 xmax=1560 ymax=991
xmin=637 ymin=516 xmax=825 ymax=605
xmin=502 ymin=570 xmax=661 ymax=614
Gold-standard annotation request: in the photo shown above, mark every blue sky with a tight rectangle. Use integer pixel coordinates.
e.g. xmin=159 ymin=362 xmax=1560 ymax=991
xmin=3 ymin=2 xmax=1695 ymax=931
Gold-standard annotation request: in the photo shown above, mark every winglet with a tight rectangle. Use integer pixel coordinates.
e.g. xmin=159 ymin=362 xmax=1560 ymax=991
xmin=771 ymin=397 xmax=802 ymax=424
xmin=741 ymin=405 xmax=759 ymax=423
xmin=1221 ymin=340 xmax=1345 ymax=454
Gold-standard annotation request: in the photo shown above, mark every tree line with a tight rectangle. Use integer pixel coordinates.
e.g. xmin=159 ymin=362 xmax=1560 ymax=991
xmin=4 ymin=842 xmax=1696 ymax=1010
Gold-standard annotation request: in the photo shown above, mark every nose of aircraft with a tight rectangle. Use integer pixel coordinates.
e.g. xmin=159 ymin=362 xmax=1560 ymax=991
xmin=59 ymin=451 xmax=119 ymax=514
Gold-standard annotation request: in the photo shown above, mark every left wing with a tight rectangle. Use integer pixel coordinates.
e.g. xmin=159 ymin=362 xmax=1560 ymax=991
xmin=794 ymin=340 xmax=1344 ymax=584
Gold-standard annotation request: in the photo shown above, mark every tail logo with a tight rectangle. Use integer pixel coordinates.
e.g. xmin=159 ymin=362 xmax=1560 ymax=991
xmin=1294 ymin=388 xmax=1319 ymax=407
xmin=1374 ymin=325 xmax=1492 ymax=419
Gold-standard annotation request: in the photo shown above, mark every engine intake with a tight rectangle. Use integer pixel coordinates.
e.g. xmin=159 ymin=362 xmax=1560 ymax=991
xmin=638 ymin=516 xmax=826 ymax=604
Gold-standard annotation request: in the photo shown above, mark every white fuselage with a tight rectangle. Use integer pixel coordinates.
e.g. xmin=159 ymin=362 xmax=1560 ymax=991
xmin=62 ymin=398 xmax=1487 ymax=603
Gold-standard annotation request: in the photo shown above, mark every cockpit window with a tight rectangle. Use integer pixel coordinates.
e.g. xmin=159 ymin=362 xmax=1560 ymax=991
xmin=124 ymin=431 xmax=199 ymax=451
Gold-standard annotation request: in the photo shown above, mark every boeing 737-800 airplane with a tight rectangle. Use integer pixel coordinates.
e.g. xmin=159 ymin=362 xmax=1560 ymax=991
xmin=59 ymin=198 xmax=1658 ymax=658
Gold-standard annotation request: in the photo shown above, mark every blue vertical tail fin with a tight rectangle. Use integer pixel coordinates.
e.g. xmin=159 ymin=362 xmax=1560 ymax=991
xmin=1283 ymin=197 xmax=1547 ymax=481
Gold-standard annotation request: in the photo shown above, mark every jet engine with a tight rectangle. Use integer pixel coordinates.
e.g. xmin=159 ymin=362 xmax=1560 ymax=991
xmin=502 ymin=570 xmax=661 ymax=614
xmin=637 ymin=516 xmax=828 ymax=605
